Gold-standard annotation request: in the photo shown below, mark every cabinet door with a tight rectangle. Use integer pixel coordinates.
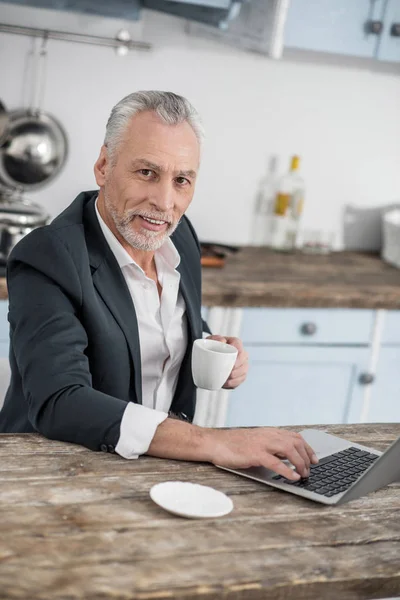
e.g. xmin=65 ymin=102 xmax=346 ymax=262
xmin=226 ymin=345 xmax=369 ymax=427
xmin=2 ymin=0 xmax=141 ymax=20
xmin=366 ymin=347 xmax=400 ymax=423
xmin=284 ymin=0 xmax=386 ymax=58
xmin=0 ymin=301 xmax=8 ymax=344
xmin=143 ymin=0 xmax=239 ymax=28
xmin=377 ymin=0 xmax=400 ymax=62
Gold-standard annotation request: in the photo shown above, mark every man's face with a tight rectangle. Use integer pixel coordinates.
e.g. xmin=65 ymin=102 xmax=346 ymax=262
xmin=95 ymin=111 xmax=200 ymax=252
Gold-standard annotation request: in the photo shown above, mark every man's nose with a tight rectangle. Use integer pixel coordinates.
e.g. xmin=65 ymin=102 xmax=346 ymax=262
xmin=150 ymin=180 xmax=175 ymax=213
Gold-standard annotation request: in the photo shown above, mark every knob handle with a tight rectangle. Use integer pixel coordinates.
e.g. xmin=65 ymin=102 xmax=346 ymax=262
xmin=366 ymin=20 xmax=383 ymax=34
xmin=391 ymin=23 xmax=400 ymax=37
xmin=359 ymin=373 xmax=375 ymax=385
xmin=300 ymin=322 xmax=317 ymax=336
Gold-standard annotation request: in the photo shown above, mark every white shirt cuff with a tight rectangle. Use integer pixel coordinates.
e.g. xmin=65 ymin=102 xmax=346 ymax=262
xmin=115 ymin=402 xmax=168 ymax=459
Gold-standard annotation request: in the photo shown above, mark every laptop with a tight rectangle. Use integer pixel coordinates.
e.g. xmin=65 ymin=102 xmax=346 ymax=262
xmin=217 ymin=428 xmax=400 ymax=505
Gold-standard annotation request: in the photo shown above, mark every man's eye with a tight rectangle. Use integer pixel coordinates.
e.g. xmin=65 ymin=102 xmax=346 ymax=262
xmin=139 ymin=169 xmax=153 ymax=177
xmin=176 ymin=177 xmax=190 ymax=186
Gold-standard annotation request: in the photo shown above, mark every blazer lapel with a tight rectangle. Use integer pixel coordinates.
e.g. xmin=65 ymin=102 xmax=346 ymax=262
xmin=173 ymin=237 xmax=202 ymax=344
xmin=83 ymin=197 xmax=142 ymax=404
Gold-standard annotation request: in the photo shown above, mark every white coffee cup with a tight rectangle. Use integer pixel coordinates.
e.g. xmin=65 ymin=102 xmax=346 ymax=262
xmin=191 ymin=338 xmax=238 ymax=390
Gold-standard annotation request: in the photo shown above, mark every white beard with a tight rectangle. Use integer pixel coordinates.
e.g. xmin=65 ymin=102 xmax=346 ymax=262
xmin=104 ymin=191 xmax=179 ymax=251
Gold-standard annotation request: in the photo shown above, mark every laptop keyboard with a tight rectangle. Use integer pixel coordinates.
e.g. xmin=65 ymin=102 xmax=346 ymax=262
xmin=272 ymin=446 xmax=379 ymax=498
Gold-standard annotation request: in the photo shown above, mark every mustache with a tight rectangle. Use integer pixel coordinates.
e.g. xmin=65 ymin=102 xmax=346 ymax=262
xmin=121 ymin=210 xmax=174 ymax=226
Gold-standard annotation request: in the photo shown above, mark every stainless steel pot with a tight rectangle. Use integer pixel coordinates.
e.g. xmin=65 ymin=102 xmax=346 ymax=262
xmin=0 ymin=101 xmax=66 ymax=259
xmin=0 ymin=101 xmax=8 ymax=147
xmin=0 ymin=196 xmax=49 ymax=259
xmin=0 ymin=109 xmax=68 ymax=192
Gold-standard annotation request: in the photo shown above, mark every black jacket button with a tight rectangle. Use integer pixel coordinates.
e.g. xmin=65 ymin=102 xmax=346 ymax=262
xmin=108 ymin=445 xmax=115 ymax=453
xmin=100 ymin=444 xmax=108 ymax=452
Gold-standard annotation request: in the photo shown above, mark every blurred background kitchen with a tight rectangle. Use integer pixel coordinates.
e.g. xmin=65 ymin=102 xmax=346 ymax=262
xmin=0 ymin=0 xmax=399 ymax=429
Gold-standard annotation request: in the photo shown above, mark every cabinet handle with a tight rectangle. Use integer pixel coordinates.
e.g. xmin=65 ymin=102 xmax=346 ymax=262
xmin=390 ymin=23 xmax=400 ymax=37
xmin=366 ymin=20 xmax=383 ymax=35
xmin=300 ymin=322 xmax=317 ymax=336
xmin=359 ymin=373 xmax=375 ymax=385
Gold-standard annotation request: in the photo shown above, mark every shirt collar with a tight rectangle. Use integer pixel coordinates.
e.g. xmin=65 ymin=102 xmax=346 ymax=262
xmin=94 ymin=197 xmax=180 ymax=272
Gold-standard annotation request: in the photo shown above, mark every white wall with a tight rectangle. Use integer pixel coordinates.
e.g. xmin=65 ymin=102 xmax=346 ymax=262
xmin=1 ymin=4 xmax=400 ymax=248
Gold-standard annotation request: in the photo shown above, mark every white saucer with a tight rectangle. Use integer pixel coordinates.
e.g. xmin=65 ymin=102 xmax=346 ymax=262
xmin=150 ymin=481 xmax=233 ymax=519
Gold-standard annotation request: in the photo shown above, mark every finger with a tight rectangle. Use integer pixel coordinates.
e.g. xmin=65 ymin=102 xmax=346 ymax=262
xmin=223 ymin=375 xmax=247 ymax=389
xmin=289 ymin=432 xmax=319 ymax=464
xmin=283 ymin=446 xmax=309 ymax=478
xmin=225 ymin=337 xmax=244 ymax=353
xmin=232 ymin=351 xmax=249 ymax=370
xmin=304 ymin=440 xmax=319 ymax=464
xmin=228 ymin=363 xmax=248 ymax=380
xmin=262 ymin=456 xmax=301 ymax=481
xmin=293 ymin=441 xmax=311 ymax=473
xmin=206 ymin=335 xmax=227 ymax=343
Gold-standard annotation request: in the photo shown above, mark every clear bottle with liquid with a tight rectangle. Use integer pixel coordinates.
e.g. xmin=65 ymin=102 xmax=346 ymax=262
xmin=251 ymin=156 xmax=278 ymax=246
xmin=270 ymin=155 xmax=305 ymax=251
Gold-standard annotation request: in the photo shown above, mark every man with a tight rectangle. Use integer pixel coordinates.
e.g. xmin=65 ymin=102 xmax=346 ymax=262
xmin=0 ymin=91 xmax=317 ymax=480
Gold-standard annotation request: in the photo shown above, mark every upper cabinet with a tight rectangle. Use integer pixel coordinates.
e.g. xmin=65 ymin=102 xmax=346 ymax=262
xmin=143 ymin=0 xmax=242 ymax=29
xmin=0 ymin=0 xmax=243 ymax=28
xmin=0 ymin=0 xmax=141 ymax=20
xmin=376 ymin=0 xmax=400 ymax=62
xmin=187 ymin=0 xmax=289 ymax=58
xmin=283 ymin=0 xmax=387 ymax=59
xmin=189 ymin=0 xmax=400 ymax=63
xmin=2 ymin=0 xmax=400 ymax=63
xmin=284 ymin=0 xmax=400 ymax=63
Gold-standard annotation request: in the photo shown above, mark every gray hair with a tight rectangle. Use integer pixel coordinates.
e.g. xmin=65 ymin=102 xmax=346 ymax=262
xmin=104 ymin=90 xmax=204 ymax=161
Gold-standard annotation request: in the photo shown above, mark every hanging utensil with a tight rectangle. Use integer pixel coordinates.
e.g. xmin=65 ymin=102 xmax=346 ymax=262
xmin=0 ymin=35 xmax=68 ymax=193
xmin=0 ymin=101 xmax=9 ymax=147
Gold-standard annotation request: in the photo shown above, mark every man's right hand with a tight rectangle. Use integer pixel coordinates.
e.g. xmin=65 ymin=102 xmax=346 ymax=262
xmin=204 ymin=427 xmax=319 ymax=480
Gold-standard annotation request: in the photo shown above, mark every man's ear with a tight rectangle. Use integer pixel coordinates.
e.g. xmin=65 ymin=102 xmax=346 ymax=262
xmin=94 ymin=145 xmax=109 ymax=187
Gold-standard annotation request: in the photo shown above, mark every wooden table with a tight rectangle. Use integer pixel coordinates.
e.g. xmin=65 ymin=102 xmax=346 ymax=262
xmin=202 ymin=248 xmax=400 ymax=308
xmin=1 ymin=423 xmax=400 ymax=600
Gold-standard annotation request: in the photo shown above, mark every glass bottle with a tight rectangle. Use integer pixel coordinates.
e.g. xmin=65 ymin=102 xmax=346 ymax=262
xmin=251 ymin=156 xmax=278 ymax=246
xmin=270 ymin=155 xmax=305 ymax=251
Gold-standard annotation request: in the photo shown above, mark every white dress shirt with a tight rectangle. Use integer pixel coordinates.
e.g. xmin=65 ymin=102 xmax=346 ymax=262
xmin=95 ymin=202 xmax=187 ymax=459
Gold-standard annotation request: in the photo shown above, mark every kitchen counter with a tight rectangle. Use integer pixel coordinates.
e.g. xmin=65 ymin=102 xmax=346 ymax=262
xmin=202 ymin=248 xmax=400 ymax=309
xmin=1 ymin=249 xmax=399 ymax=309
xmin=0 ymin=278 xmax=6 ymax=301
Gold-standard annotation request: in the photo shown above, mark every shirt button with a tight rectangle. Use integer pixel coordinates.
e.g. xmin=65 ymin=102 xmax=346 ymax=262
xmin=100 ymin=444 xmax=108 ymax=452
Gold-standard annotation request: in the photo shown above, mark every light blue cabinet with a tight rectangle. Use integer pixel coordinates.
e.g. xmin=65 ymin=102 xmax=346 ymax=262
xmin=225 ymin=307 xmax=378 ymax=428
xmin=284 ymin=0 xmax=387 ymax=58
xmin=368 ymin=347 xmax=400 ymax=423
xmin=225 ymin=307 xmax=400 ymax=428
xmin=226 ymin=343 xmax=369 ymax=427
xmin=0 ymin=301 xmax=8 ymax=358
xmin=367 ymin=310 xmax=400 ymax=423
xmin=376 ymin=0 xmax=400 ymax=62
xmin=239 ymin=308 xmax=374 ymax=346
xmin=284 ymin=0 xmax=400 ymax=63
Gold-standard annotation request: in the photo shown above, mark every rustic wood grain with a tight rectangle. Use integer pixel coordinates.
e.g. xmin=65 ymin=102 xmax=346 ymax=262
xmin=2 ymin=249 xmax=400 ymax=308
xmin=202 ymin=248 xmax=400 ymax=308
xmin=0 ymin=277 xmax=6 ymax=301
xmin=0 ymin=424 xmax=400 ymax=599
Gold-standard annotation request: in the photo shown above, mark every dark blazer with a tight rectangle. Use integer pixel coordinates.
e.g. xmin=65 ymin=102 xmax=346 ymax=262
xmin=0 ymin=191 xmax=209 ymax=452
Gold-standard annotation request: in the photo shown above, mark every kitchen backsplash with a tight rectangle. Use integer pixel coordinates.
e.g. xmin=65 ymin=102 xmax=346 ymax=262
xmin=0 ymin=6 xmax=400 ymax=249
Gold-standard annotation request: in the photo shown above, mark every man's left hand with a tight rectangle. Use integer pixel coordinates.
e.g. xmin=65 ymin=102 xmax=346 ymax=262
xmin=205 ymin=335 xmax=249 ymax=389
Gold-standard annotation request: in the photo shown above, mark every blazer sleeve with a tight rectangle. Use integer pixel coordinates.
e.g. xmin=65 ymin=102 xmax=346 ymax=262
xmin=7 ymin=228 xmax=127 ymax=451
